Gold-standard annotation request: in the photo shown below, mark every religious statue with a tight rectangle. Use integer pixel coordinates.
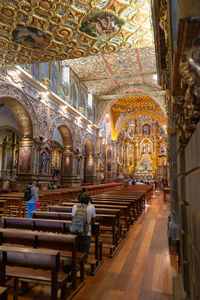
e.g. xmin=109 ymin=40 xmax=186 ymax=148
xmin=41 ymin=151 xmax=48 ymax=174
xmin=143 ymin=124 xmax=150 ymax=135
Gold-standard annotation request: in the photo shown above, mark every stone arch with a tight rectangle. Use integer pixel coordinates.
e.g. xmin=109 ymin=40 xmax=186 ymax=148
xmin=81 ymin=133 xmax=96 ymax=155
xmin=82 ymin=135 xmax=96 ymax=183
xmin=97 ymin=86 xmax=166 ymax=127
xmin=115 ymin=110 xmax=167 ymax=140
xmin=57 ymin=125 xmax=73 ymax=148
xmin=0 ymin=126 xmax=19 ymax=142
xmin=49 ymin=116 xmax=76 ymax=149
xmin=84 ymin=139 xmax=94 ymax=156
xmin=0 ymin=82 xmax=38 ymax=138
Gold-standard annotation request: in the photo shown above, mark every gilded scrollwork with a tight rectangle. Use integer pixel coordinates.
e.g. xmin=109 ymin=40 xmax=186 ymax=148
xmin=177 ymin=38 xmax=200 ymax=145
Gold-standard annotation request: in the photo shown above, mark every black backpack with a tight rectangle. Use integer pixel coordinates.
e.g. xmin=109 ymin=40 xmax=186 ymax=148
xmin=24 ymin=187 xmax=32 ymax=201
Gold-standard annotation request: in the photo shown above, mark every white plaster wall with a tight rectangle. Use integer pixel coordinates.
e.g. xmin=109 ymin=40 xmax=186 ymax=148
xmin=0 ymin=104 xmax=19 ymax=131
xmin=53 ymin=128 xmax=63 ymax=146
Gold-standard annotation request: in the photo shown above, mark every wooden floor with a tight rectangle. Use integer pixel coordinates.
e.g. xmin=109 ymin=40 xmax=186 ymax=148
xmin=73 ymin=191 xmax=178 ymax=300
xmin=7 ymin=191 xmax=178 ymax=300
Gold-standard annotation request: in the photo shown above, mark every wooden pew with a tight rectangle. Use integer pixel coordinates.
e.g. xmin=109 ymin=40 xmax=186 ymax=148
xmin=0 ymin=287 xmax=7 ymax=300
xmin=1 ymin=217 xmax=103 ymax=275
xmin=0 ymin=228 xmax=84 ymax=292
xmin=61 ymin=202 xmax=131 ymax=233
xmin=32 ymin=211 xmax=119 ymax=257
xmin=48 ymin=205 xmax=121 ymax=233
xmin=92 ymin=194 xmax=145 ymax=217
xmin=91 ymin=196 xmax=141 ymax=220
xmin=47 ymin=205 xmax=123 ymax=251
xmin=0 ymin=196 xmax=26 ymax=217
xmin=0 ymin=201 xmax=6 ymax=217
xmin=0 ymin=245 xmax=68 ymax=300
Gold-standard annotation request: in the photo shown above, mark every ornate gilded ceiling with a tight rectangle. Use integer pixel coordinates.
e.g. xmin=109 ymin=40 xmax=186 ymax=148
xmin=0 ymin=0 xmax=153 ymax=65
xmin=110 ymin=95 xmax=164 ymax=126
xmin=0 ymin=0 xmax=167 ymax=138
xmin=66 ymin=47 xmax=158 ymax=95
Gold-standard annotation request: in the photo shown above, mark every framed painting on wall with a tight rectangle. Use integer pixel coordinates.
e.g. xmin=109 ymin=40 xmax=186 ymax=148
xmin=18 ymin=146 xmax=32 ymax=174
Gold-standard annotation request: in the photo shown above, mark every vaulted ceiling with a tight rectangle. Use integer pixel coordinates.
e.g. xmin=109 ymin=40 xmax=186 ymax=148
xmin=0 ymin=0 xmax=153 ymax=65
xmin=0 ymin=0 xmax=167 ymax=133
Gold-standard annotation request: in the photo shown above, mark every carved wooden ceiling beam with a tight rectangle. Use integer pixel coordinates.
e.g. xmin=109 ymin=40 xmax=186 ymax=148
xmin=95 ymin=91 xmax=166 ymax=100
xmin=80 ymin=71 xmax=157 ymax=81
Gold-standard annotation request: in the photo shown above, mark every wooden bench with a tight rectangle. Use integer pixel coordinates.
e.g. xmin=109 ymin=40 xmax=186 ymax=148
xmin=0 ymin=228 xmax=84 ymax=291
xmin=2 ymin=217 xmax=103 ymax=276
xmin=0 ymin=196 xmax=26 ymax=217
xmin=0 ymin=245 xmax=68 ymax=300
xmin=32 ymin=211 xmax=119 ymax=257
xmin=0 ymin=201 xmax=6 ymax=218
xmin=48 ymin=205 xmax=121 ymax=234
xmin=0 ymin=287 xmax=7 ymax=300
xmin=63 ymin=202 xmax=131 ymax=233
xmin=92 ymin=194 xmax=144 ymax=218
xmin=91 ymin=196 xmax=140 ymax=220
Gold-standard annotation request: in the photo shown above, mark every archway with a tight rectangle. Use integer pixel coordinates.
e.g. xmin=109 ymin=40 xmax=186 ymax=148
xmin=0 ymin=127 xmax=19 ymax=188
xmin=53 ymin=125 xmax=74 ymax=186
xmin=83 ymin=139 xmax=95 ymax=184
xmin=0 ymin=98 xmax=33 ymax=139
xmin=0 ymin=99 xmax=33 ymax=188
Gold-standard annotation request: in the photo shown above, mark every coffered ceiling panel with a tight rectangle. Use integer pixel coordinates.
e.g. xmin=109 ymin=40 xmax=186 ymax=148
xmin=67 ymin=47 xmax=158 ymax=95
xmin=0 ymin=0 xmax=153 ymax=65
xmin=86 ymin=79 xmax=118 ymax=95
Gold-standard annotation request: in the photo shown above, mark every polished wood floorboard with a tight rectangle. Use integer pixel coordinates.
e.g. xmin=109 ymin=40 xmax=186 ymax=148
xmin=73 ymin=191 xmax=178 ymax=300
xmin=7 ymin=191 xmax=178 ymax=300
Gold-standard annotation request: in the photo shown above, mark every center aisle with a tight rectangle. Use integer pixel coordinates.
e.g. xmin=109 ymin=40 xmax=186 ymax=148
xmin=74 ymin=191 xmax=178 ymax=300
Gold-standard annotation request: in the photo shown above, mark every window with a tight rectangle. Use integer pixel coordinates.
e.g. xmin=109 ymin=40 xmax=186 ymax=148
xmin=88 ymin=93 xmax=93 ymax=109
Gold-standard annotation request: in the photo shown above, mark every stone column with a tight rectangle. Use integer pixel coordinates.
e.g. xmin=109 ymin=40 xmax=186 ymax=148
xmin=61 ymin=147 xmax=77 ymax=186
xmin=84 ymin=153 xmax=96 ymax=184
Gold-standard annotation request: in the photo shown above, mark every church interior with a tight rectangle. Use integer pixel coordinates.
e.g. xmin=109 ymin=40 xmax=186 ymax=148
xmin=0 ymin=0 xmax=199 ymax=299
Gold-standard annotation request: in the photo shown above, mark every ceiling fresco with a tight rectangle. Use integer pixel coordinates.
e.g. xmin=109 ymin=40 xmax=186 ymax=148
xmin=0 ymin=0 xmax=153 ymax=65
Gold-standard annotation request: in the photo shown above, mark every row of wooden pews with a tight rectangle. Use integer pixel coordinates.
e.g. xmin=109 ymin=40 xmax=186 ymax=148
xmin=0 ymin=183 xmax=152 ymax=299
xmin=0 ymin=183 xmax=124 ymax=218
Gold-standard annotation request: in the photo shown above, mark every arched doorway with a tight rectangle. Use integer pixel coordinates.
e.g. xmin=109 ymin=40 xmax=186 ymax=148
xmin=53 ymin=125 xmax=74 ymax=186
xmin=83 ymin=139 xmax=95 ymax=184
xmin=0 ymin=128 xmax=19 ymax=188
xmin=0 ymin=99 xmax=33 ymax=188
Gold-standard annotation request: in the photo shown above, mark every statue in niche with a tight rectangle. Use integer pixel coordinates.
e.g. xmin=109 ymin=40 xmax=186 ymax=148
xmin=107 ymin=162 xmax=111 ymax=172
xmin=142 ymin=144 xmax=151 ymax=154
xmin=107 ymin=149 xmax=111 ymax=159
xmin=143 ymin=124 xmax=150 ymax=135
xmin=41 ymin=151 xmax=48 ymax=174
